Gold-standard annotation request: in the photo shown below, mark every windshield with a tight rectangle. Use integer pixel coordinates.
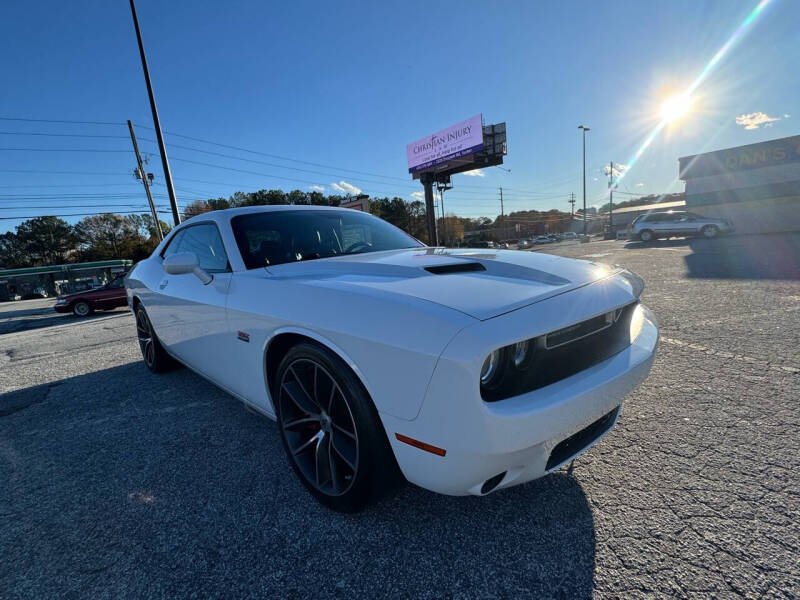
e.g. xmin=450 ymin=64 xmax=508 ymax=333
xmin=231 ymin=209 xmax=423 ymax=269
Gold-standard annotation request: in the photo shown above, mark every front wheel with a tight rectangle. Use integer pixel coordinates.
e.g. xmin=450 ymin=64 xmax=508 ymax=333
xmin=701 ymin=225 xmax=718 ymax=239
xmin=274 ymin=342 xmax=401 ymax=512
xmin=73 ymin=301 xmax=92 ymax=317
xmin=639 ymin=229 xmax=654 ymax=242
xmin=135 ymin=305 xmax=175 ymax=373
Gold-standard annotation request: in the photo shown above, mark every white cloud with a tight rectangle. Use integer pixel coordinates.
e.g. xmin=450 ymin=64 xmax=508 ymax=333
xmin=462 ymin=169 xmax=485 ymax=177
xmin=309 ymin=185 xmax=325 ymax=192
xmin=735 ymin=112 xmax=780 ymax=130
xmin=784 ymin=113 xmax=791 ymax=118
xmin=410 ymin=191 xmax=424 ymax=200
xmin=592 ymin=177 xmax=599 ymax=182
xmin=636 ymin=183 xmax=644 ymax=188
xmin=330 ymin=180 xmax=362 ymax=195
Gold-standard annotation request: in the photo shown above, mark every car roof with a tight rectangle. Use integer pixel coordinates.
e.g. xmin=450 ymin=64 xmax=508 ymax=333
xmin=181 ymin=204 xmax=355 ymax=225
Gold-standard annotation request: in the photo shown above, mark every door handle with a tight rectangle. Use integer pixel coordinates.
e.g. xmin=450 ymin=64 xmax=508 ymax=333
xmin=159 ymin=279 xmax=169 ymax=290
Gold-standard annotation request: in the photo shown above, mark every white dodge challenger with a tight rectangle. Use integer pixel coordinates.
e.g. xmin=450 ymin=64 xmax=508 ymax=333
xmin=125 ymin=205 xmax=658 ymax=511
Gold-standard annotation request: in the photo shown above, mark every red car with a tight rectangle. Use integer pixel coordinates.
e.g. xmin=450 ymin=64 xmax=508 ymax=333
xmin=53 ymin=274 xmax=129 ymax=317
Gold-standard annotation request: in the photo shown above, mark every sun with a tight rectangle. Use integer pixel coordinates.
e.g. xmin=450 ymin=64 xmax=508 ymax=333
xmin=660 ymin=93 xmax=694 ymax=123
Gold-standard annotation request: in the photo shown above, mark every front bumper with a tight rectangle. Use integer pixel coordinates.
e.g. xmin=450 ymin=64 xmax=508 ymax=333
xmin=53 ymin=302 xmax=70 ymax=313
xmin=382 ymin=304 xmax=658 ymax=496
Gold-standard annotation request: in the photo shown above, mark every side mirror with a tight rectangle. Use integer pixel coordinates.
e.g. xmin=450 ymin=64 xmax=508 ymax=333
xmin=162 ymin=252 xmax=213 ymax=285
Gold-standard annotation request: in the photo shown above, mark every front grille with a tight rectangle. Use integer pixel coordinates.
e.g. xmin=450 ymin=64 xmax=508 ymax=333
xmin=481 ymin=302 xmax=637 ymax=402
xmin=546 ymin=408 xmax=619 ymax=471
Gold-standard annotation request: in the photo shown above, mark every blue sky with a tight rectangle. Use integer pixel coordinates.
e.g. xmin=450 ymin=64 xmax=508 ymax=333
xmin=1 ymin=0 xmax=797 ymax=233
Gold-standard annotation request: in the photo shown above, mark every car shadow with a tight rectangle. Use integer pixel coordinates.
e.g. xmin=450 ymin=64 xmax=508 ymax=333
xmin=1 ymin=362 xmax=596 ymax=598
xmin=684 ymin=232 xmax=800 ymax=280
xmin=624 ymin=237 xmax=692 ymax=250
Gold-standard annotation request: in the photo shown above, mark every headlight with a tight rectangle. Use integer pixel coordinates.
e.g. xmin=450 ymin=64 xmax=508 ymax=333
xmin=55 ymin=297 xmax=67 ymax=304
xmin=480 ymin=349 xmax=503 ymax=388
xmin=629 ymin=303 xmax=645 ymax=342
xmin=512 ymin=340 xmax=531 ymax=368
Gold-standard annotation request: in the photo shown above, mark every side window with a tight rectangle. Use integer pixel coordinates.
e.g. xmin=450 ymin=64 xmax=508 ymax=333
xmin=176 ymin=224 xmax=230 ymax=272
xmin=162 ymin=230 xmax=185 ymax=258
xmin=107 ymin=276 xmax=125 ymax=289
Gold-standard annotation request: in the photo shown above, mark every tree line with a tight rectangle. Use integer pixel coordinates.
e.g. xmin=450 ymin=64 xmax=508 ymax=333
xmin=1 ymin=188 xmax=576 ymax=269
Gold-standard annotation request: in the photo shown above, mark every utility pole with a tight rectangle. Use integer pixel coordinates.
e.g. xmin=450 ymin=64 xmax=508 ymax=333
xmin=578 ymin=125 xmax=590 ymax=235
xmin=128 ymin=120 xmax=163 ymax=241
xmin=608 ymin=161 xmax=614 ymax=235
xmin=569 ymin=192 xmax=575 ymax=219
xmin=129 ymin=0 xmax=180 ymax=226
xmin=439 ymin=187 xmax=446 ymax=245
xmin=499 ymin=187 xmax=505 ymax=241
xmin=420 ymin=172 xmax=437 ymax=246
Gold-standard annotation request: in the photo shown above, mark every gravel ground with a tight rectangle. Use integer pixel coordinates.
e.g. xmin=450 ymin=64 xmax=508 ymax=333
xmin=1 ymin=233 xmax=798 ymax=599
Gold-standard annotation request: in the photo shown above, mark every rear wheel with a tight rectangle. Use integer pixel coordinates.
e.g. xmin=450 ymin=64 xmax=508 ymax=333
xmin=135 ymin=305 xmax=175 ymax=373
xmin=639 ymin=229 xmax=654 ymax=242
xmin=72 ymin=301 xmax=92 ymax=317
xmin=701 ymin=224 xmax=718 ymax=239
xmin=274 ymin=342 xmax=401 ymax=512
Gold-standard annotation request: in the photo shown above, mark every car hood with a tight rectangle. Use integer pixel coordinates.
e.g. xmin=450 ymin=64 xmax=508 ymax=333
xmin=265 ymin=248 xmax=620 ymax=320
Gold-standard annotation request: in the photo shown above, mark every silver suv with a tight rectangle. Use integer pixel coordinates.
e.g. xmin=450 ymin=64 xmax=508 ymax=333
xmin=630 ymin=210 xmax=734 ymax=242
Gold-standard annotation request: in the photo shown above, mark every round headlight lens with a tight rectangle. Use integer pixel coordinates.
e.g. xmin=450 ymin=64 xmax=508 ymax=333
xmin=480 ymin=349 xmax=501 ymax=385
xmin=512 ymin=340 xmax=529 ymax=367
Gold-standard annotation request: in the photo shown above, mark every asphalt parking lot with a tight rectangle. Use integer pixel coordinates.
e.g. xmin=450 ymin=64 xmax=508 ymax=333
xmin=1 ymin=233 xmax=799 ymax=599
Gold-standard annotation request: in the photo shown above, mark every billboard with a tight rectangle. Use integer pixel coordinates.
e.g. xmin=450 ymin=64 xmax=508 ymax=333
xmin=406 ymin=114 xmax=484 ymax=174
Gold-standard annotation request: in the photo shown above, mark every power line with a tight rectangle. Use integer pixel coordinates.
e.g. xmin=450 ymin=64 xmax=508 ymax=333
xmin=0 ymin=210 xmax=171 ymax=220
xmin=0 ymin=131 xmax=130 ymax=139
xmin=0 ymin=147 xmax=130 ymax=153
xmin=0 ymin=169 xmax=128 ymax=176
xmin=0 ymin=117 xmax=123 ymax=126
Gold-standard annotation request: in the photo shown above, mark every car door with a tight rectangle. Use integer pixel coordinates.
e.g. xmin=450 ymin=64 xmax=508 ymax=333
xmin=150 ymin=222 xmax=235 ymax=387
xmin=673 ymin=213 xmax=698 ymax=236
xmin=94 ymin=276 xmax=127 ymax=308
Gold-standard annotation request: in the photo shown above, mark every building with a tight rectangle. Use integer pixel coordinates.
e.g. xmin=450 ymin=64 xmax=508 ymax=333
xmin=0 ymin=259 xmax=132 ymax=301
xmin=679 ymin=135 xmax=800 ymax=234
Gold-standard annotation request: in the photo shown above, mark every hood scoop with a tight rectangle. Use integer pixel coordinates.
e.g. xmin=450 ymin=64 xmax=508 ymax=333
xmin=425 ymin=263 xmax=486 ymax=275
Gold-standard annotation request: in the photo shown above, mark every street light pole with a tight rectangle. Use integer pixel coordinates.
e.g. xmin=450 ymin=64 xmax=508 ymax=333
xmin=578 ymin=125 xmax=590 ymax=236
xmin=129 ymin=0 xmax=180 ymax=226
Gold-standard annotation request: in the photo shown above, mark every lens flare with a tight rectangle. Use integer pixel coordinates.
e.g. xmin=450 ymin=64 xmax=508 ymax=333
xmin=613 ymin=0 xmax=773 ymax=190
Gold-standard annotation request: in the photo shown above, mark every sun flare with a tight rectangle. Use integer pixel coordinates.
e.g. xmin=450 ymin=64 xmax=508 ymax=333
xmin=660 ymin=93 xmax=694 ymax=123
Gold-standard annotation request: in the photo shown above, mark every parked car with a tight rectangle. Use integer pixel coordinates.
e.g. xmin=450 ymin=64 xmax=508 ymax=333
xmin=516 ymin=239 xmax=531 ymax=249
xmin=22 ymin=287 xmax=49 ymax=300
xmin=494 ymin=242 xmax=509 ymax=249
xmin=126 ymin=206 xmax=658 ymax=511
xmin=533 ymin=236 xmax=552 ymax=245
xmin=630 ymin=211 xmax=734 ymax=242
xmin=562 ymin=232 xmax=578 ymax=240
xmin=54 ymin=274 xmax=129 ymax=316
xmin=468 ymin=240 xmax=495 ymax=249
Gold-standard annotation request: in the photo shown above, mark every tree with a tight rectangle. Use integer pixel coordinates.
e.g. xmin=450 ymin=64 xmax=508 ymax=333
xmin=184 ymin=200 xmax=214 ymax=220
xmin=0 ymin=231 xmax=27 ymax=268
xmin=75 ymin=213 xmax=141 ymax=260
xmin=15 ymin=216 xmax=78 ymax=265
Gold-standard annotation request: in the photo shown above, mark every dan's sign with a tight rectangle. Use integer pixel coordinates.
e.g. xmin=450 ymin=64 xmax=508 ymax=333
xmin=406 ymin=114 xmax=484 ymax=174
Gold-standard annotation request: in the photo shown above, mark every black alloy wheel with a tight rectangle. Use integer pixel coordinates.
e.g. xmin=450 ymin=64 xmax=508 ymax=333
xmin=274 ymin=342 xmax=402 ymax=512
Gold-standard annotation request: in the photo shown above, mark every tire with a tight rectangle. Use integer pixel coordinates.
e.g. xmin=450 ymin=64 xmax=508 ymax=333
xmin=135 ymin=305 xmax=175 ymax=373
xmin=701 ymin=225 xmax=718 ymax=239
xmin=639 ymin=229 xmax=654 ymax=242
xmin=274 ymin=342 xmax=402 ymax=512
xmin=72 ymin=301 xmax=92 ymax=317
